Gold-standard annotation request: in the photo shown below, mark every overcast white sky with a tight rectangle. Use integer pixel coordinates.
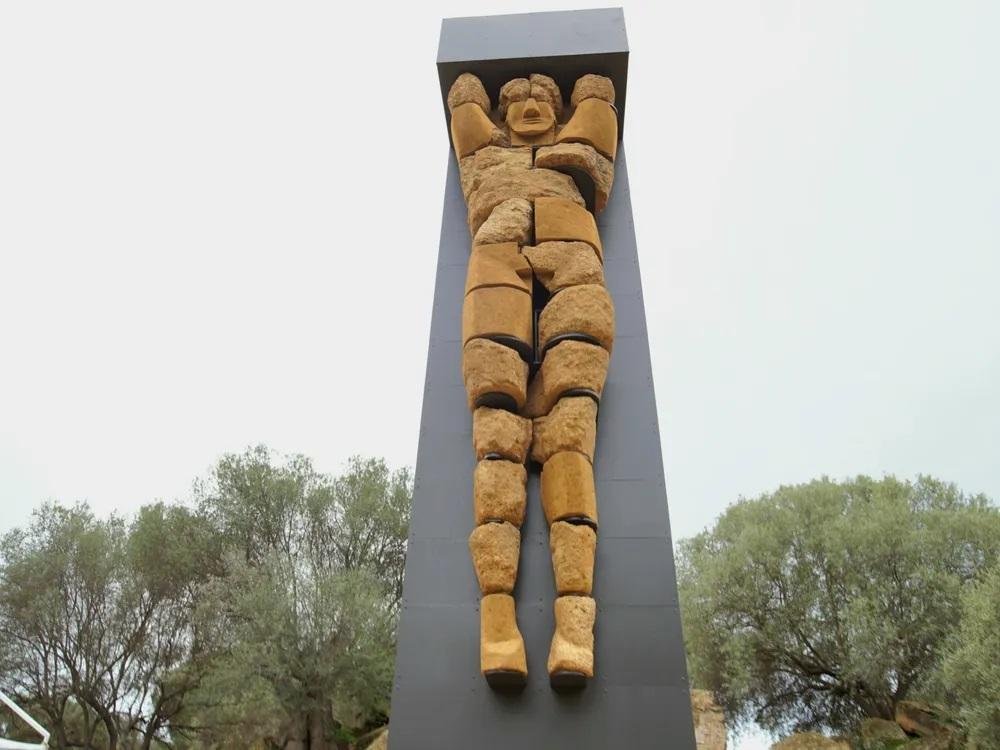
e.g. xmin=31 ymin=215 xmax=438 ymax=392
xmin=2 ymin=2 xmax=998 ymax=747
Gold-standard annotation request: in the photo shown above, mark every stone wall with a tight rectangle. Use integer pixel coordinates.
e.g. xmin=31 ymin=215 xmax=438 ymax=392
xmin=691 ymin=689 xmax=727 ymax=750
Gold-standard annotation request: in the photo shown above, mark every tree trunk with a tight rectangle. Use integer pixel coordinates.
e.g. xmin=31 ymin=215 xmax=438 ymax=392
xmin=307 ymin=705 xmax=327 ymax=750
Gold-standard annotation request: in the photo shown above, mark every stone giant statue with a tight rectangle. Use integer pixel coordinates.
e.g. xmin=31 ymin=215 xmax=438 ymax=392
xmin=448 ymin=72 xmax=618 ymax=691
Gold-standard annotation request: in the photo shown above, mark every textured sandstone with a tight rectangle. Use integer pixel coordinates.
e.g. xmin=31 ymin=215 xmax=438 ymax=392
xmin=540 ymin=451 xmax=598 ymax=527
xmin=465 ymin=242 xmax=533 ymax=294
xmin=534 ymin=142 xmax=615 ymax=213
xmin=556 ymin=97 xmax=619 ymax=161
xmin=530 ymin=73 xmax=563 ymax=119
xmin=570 ymin=74 xmax=616 ymax=107
xmin=462 ymin=338 xmax=528 ymax=412
xmin=498 ymin=78 xmax=531 ymax=118
xmin=506 ymin=99 xmax=557 ymax=148
xmin=534 ymin=196 xmax=603 ymax=260
xmin=447 ymin=72 xmax=491 ymax=114
xmin=473 ymin=198 xmax=533 ymax=247
xmin=473 ymin=459 xmax=527 ymax=527
xmin=550 ymin=521 xmax=596 ymax=595
xmin=473 ymin=408 xmax=532 ymax=464
xmin=531 ymin=396 xmax=598 ymax=464
xmin=462 ymin=286 xmax=533 ymax=356
xmin=468 ymin=168 xmax=583 ymax=236
xmin=691 ymin=690 xmax=728 ymax=750
xmin=469 ymin=521 xmax=521 ymax=594
xmin=538 ymin=284 xmax=615 ymax=353
xmin=480 ymin=593 xmax=527 ymax=676
xmin=525 ymin=339 xmax=610 ymax=418
xmin=547 ymin=595 xmax=596 ymax=677
xmin=450 ymin=102 xmax=499 ymax=158
xmin=459 ymin=146 xmax=533 ymax=200
xmin=523 ymin=241 xmax=605 ymax=292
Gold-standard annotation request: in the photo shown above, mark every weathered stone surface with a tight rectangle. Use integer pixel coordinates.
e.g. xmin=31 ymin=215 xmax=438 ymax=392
xmin=462 ymin=286 xmax=533 ymax=356
xmin=538 ymin=284 xmax=615 ymax=353
xmin=691 ymin=690 xmax=727 ymax=750
xmin=531 ymin=396 xmax=598 ymax=464
xmin=894 ymin=702 xmax=956 ymax=743
xmin=530 ymin=73 xmax=563 ymax=120
xmin=473 ymin=407 xmax=532 ymax=463
xmin=458 ymin=146 xmax=533 ymax=201
xmin=570 ymin=74 xmax=616 ymax=107
xmin=468 ymin=168 xmax=583 ymax=236
xmin=450 ymin=102 xmax=498 ymax=158
xmin=507 ymin=98 xmax=556 ymax=147
xmin=498 ymin=78 xmax=530 ymax=118
xmin=534 ymin=196 xmax=603 ymax=260
xmin=858 ymin=718 xmax=908 ymax=750
xmin=770 ymin=734 xmax=850 ymax=750
xmin=525 ymin=339 xmax=610 ymax=418
xmin=465 ymin=242 xmax=532 ymax=294
xmin=547 ymin=595 xmax=596 ymax=677
xmin=462 ymin=338 xmax=528 ymax=412
xmin=366 ymin=729 xmax=389 ymax=750
xmin=534 ymin=142 xmax=615 ymax=213
xmin=473 ymin=198 xmax=533 ymax=247
xmin=447 ymin=72 xmax=491 ymax=114
xmin=473 ymin=459 xmax=527 ymax=527
xmin=540 ymin=451 xmax=597 ymax=527
xmin=469 ymin=521 xmax=520 ymax=594
xmin=556 ymin=97 xmax=619 ymax=161
xmin=550 ymin=521 xmax=596 ymax=595
xmin=480 ymin=593 xmax=527 ymax=676
xmin=523 ymin=241 xmax=605 ymax=292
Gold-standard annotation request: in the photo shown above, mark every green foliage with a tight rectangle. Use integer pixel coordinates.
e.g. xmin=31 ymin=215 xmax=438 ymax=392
xmin=678 ymin=475 xmax=1000 ymax=736
xmin=0 ymin=447 xmax=411 ymax=750
xmin=936 ymin=566 xmax=1000 ymax=747
xmin=180 ymin=447 xmax=411 ymax=748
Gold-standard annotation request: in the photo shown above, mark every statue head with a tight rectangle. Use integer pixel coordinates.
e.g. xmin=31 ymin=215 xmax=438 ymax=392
xmin=506 ymin=96 xmax=556 ymax=137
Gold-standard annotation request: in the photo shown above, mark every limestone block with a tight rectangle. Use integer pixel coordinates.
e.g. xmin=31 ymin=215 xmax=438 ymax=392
xmin=506 ymin=97 xmax=557 ymax=148
xmin=530 ymin=73 xmax=564 ymax=119
xmin=570 ymin=74 xmax=615 ymax=107
xmin=540 ymin=451 xmax=597 ymax=528
xmin=462 ymin=286 xmax=533 ymax=359
xmin=468 ymin=168 xmax=583 ymax=236
xmin=465 ymin=242 xmax=533 ymax=295
xmin=469 ymin=521 xmax=520 ymax=594
xmin=894 ymin=701 xmax=956 ymax=741
xmin=458 ymin=146 xmax=533 ymax=201
xmin=481 ymin=593 xmax=528 ymax=687
xmin=473 ymin=407 xmax=532 ymax=463
xmin=525 ymin=340 xmax=609 ymax=418
xmin=547 ymin=595 xmax=596 ymax=685
xmin=473 ymin=198 xmax=533 ymax=247
xmin=550 ymin=521 xmax=596 ymax=595
xmin=556 ymin=97 xmax=619 ymax=161
xmin=447 ymin=72 xmax=491 ymax=114
xmin=534 ymin=196 xmax=603 ymax=260
xmin=450 ymin=102 xmax=498 ymax=158
xmin=473 ymin=459 xmax=527 ymax=527
xmin=462 ymin=338 xmax=528 ymax=412
xmin=534 ymin=142 xmax=615 ymax=213
xmin=499 ymin=78 xmax=530 ymax=118
xmin=691 ymin=690 xmax=728 ymax=750
xmin=538 ymin=284 xmax=615 ymax=353
xmin=531 ymin=396 xmax=598 ymax=464
xmin=523 ymin=241 xmax=605 ymax=292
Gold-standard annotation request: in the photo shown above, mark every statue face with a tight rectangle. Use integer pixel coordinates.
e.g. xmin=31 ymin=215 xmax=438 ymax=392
xmin=506 ymin=97 xmax=556 ymax=136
